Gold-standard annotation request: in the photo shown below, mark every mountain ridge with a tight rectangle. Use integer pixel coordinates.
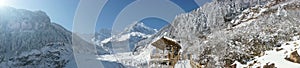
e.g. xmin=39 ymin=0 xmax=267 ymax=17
xmin=96 ymin=22 xmax=157 ymax=54
xmin=0 ymin=7 xmax=110 ymax=68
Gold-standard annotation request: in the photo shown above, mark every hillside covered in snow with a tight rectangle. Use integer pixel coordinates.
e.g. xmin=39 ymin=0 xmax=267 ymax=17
xmin=156 ymin=0 xmax=300 ymax=67
xmin=97 ymin=0 xmax=300 ymax=68
xmin=0 ymin=7 xmax=110 ymax=68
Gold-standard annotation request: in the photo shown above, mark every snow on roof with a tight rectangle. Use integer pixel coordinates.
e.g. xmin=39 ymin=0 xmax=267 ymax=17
xmin=151 ymin=36 xmax=181 ymax=50
xmin=162 ymin=36 xmax=178 ymax=43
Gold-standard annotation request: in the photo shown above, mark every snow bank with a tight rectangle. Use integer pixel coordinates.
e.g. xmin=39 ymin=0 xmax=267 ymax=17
xmin=234 ymin=40 xmax=300 ymax=68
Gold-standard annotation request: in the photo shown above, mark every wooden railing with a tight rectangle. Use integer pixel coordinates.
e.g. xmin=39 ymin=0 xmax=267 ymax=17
xmin=190 ymin=60 xmax=202 ymax=68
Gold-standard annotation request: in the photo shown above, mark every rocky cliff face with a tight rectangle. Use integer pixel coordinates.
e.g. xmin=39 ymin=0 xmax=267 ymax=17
xmin=0 ymin=7 xmax=107 ymax=68
xmin=141 ymin=0 xmax=300 ymax=67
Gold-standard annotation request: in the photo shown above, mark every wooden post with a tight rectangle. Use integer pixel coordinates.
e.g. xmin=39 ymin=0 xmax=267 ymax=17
xmin=163 ymin=47 xmax=165 ymax=58
xmin=171 ymin=45 xmax=175 ymax=68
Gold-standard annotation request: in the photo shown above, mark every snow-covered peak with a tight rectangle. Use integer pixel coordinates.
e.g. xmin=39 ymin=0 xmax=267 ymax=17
xmin=98 ymin=22 xmax=157 ymax=45
xmin=0 ymin=7 xmax=51 ymax=32
xmin=122 ymin=22 xmax=157 ymax=35
xmin=0 ymin=7 xmax=78 ymax=67
xmin=96 ymin=22 xmax=158 ymax=54
xmin=95 ymin=29 xmax=111 ymax=41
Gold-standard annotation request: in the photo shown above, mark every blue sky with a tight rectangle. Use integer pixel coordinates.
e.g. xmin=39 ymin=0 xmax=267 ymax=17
xmin=96 ymin=0 xmax=211 ymax=32
xmin=3 ymin=0 xmax=211 ymax=33
xmin=5 ymin=0 xmax=79 ymax=31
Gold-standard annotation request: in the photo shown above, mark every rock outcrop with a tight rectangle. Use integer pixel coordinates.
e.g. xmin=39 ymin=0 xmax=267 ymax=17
xmin=0 ymin=7 xmax=108 ymax=68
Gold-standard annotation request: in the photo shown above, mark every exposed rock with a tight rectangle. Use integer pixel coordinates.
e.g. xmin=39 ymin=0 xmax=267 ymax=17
xmin=285 ymin=50 xmax=300 ymax=63
xmin=275 ymin=48 xmax=284 ymax=51
xmin=0 ymin=7 xmax=109 ymax=67
xmin=263 ymin=63 xmax=275 ymax=68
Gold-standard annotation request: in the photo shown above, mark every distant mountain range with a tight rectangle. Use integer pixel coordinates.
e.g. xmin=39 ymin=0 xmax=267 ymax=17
xmin=0 ymin=6 xmax=158 ymax=68
xmin=94 ymin=21 xmax=157 ymax=54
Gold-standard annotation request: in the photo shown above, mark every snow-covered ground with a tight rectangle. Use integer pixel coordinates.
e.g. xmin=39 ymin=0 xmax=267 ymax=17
xmin=235 ymin=40 xmax=300 ymax=68
xmin=96 ymin=35 xmax=196 ymax=68
xmin=174 ymin=60 xmax=192 ymax=68
xmin=97 ymin=44 xmax=155 ymax=67
xmin=97 ymin=39 xmax=300 ymax=68
xmin=73 ymin=54 xmax=104 ymax=68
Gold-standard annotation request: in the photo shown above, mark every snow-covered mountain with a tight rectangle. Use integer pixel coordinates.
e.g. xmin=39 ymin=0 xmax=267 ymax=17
xmin=98 ymin=0 xmax=300 ymax=68
xmin=0 ymin=7 xmax=109 ymax=68
xmin=94 ymin=29 xmax=111 ymax=42
xmin=121 ymin=22 xmax=157 ymax=35
xmin=150 ymin=0 xmax=300 ymax=67
xmin=95 ymin=22 xmax=157 ymax=54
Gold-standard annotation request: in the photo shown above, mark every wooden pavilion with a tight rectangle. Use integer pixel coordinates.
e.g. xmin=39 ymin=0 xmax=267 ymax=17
xmin=150 ymin=36 xmax=181 ymax=68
